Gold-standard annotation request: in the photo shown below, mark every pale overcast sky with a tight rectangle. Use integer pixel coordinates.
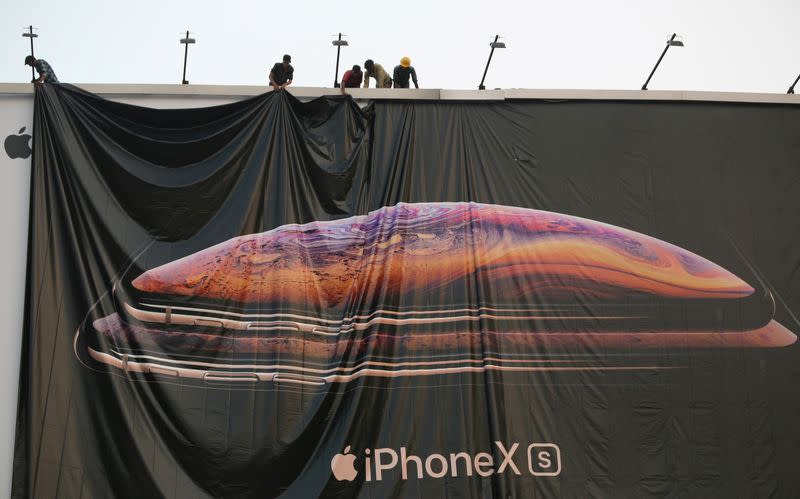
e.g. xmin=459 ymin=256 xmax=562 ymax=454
xmin=1 ymin=0 xmax=798 ymax=93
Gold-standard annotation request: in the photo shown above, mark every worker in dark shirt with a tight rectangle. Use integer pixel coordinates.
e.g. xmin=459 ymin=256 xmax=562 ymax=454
xmin=24 ymin=56 xmax=59 ymax=85
xmin=269 ymin=54 xmax=294 ymax=91
xmin=393 ymin=57 xmax=419 ymax=89
xmin=340 ymin=65 xmax=363 ymax=94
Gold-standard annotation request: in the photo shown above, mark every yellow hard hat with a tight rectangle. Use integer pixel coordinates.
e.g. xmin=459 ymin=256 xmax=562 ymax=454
xmin=400 ymin=57 xmax=411 ymax=68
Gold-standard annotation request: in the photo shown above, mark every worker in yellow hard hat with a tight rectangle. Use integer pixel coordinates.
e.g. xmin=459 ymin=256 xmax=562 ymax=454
xmin=393 ymin=56 xmax=419 ymax=89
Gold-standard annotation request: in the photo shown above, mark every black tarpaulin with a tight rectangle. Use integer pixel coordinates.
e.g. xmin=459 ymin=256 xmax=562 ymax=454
xmin=13 ymin=84 xmax=800 ymax=498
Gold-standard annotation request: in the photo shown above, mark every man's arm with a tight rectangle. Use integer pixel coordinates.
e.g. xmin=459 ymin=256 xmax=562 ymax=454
xmin=411 ymin=67 xmax=419 ymax=89
xmin=32 ymin=62 xmax=46 ymax=85
xmin=282 ymin=67 xmax=293 ymax=88
xmin=363 ymin=73 xmax=370 ymax=88
xmin=269 ymin=64 xmax=284 ymax=90
xmin=393 ymin=66 xmax=401 ymax=84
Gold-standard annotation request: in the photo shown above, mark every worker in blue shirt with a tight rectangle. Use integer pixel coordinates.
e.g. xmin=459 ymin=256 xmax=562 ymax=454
xmin=25 ymin=56 xmax=59 ymax=85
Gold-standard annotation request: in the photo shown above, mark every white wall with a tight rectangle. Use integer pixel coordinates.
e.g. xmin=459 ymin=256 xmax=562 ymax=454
xmin=0 ymin=93 xmax=33 ymax=498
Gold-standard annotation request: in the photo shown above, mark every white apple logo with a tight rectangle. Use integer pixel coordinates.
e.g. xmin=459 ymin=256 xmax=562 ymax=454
xmin=331 ymin=445 xmax=358 ymax=481
xmin=4 ymin=127 xmax=32 ymax=160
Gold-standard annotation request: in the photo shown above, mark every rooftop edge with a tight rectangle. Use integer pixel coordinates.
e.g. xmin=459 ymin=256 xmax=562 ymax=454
xmin=1 ymin=83 xmax=799 ymax=105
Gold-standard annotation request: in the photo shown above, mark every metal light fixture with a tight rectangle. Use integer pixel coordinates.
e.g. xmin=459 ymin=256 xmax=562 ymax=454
xmin=179 ymin=30 xmax=196 ymax=85
xmin=479 ymin=35 xmax=506 ymax=90
xmin=332 ymin=33 xmax=349 ymax=88
xmin=788 ymin=73 xmax=800 ymax=94
xmin=641 ymin=33 xmax=685 ymax=90
xmin=22 ymin=25 xmax=39 ymax=81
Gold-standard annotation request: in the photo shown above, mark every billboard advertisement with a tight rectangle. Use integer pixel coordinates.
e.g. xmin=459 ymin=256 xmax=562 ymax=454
xmin=13 ymin=84 xmax=800 ymax=498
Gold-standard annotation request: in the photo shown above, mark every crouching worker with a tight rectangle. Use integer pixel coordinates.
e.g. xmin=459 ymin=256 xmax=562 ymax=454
xmin=393 ymin=57 xmax=419 ymax=88
xmin=269 ymin=54 xmax=294 ymax=91
xmin=340 ymin=65 xmax=363 ymax=94
xmin=25 ymin=56 xmax=59 ymax=85
xmin=363 ymin=59 xmax=392 ymax=89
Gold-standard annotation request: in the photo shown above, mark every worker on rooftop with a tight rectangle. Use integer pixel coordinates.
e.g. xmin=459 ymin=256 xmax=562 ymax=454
xmin=393 ymin=57 xmax=419 ymax=89
xmin=25 ymin=56 xmax=58 ymax=85
xmin=269 ymin=54 xmax=294 ymax=91
xmin=340 ymin=65 xmax=363 ymax=94
xmin=363 ymin=60 xmax=392 ymax=89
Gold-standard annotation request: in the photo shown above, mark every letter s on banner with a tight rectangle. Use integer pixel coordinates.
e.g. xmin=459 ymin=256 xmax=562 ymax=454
xmin=527 ymin=443 xmax=562 ymax=476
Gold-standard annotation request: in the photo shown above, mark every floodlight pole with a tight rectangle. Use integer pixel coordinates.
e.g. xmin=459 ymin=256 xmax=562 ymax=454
xmin=642 ymin=33 xmax=678 ymax=91
xmin=479 ymin=35 xmax=500 ymax=90
xmin=22 ymin=25 xmax=38 ymax=81
xmin=334 ymin=33 xmax=343 ymax=88
xmin=788 ymin=73 xmax=800 ymax=94
xmin=180 ymin=30 xmax=192 ymax=85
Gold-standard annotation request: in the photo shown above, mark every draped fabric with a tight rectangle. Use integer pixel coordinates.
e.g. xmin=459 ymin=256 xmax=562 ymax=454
xmin=13 ymin=85 xmax=800 ymax=498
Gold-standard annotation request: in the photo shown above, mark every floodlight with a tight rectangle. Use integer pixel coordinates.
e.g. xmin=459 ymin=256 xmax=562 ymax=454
xmin=22 ymin=25 xmax=38 ymax=80
xmin=641 ymin=33 xmax=685 ymax=90
xmin=479 ymin=35 xmax=507 ymax=90
xmin=787 ymin=73 xmax=800 ymax=94
xmin=179 ymin=30 xmax=196 ymax=84
xmin=332 ymin=33 xmax=349 ymax=88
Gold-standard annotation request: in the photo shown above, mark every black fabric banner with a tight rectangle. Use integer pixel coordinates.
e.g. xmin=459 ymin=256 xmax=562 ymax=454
xmin=13 ymin=85 xmax=800 ymax=498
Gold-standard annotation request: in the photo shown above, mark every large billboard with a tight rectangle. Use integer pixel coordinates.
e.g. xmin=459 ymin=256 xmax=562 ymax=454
xmin=13 ymin=84 xmax=800 ymax=498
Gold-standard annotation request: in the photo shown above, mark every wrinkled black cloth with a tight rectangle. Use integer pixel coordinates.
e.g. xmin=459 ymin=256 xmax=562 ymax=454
xmin=13 ymin=83 xmax=800 ymax=499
